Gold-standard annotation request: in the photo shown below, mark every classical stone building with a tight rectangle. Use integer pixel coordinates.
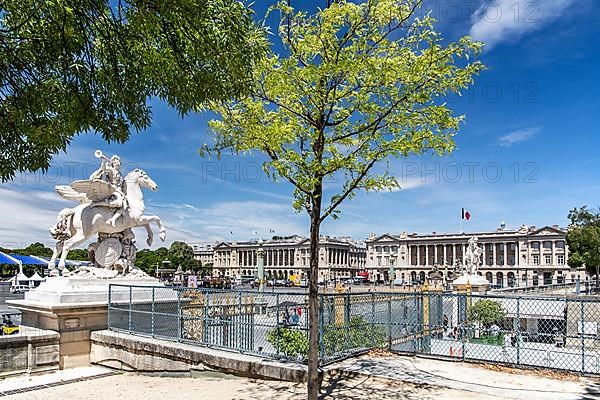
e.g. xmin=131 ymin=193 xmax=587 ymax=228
xmin=189 ymin=243 xmax=215 ymax=267
xmin=192 ymin=235 xmax=366 ymax=280
xmin=366 ymin=225 xmax=585 ymax=287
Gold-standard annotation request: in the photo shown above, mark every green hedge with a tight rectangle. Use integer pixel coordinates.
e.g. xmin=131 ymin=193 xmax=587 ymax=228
xmin=266 ymin=315 xmax=387 ymax=359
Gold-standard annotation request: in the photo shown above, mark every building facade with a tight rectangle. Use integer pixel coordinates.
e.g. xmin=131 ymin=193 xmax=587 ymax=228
xmin=189 ymin=243 xmax=215 ymax=267
xmin=192 ymin=235 xmax=366 ymax=280
xmin=365 ymin=225 xmax=584 ymax=287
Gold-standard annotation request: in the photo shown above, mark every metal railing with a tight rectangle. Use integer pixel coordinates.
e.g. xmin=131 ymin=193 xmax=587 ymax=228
xmin=108 ymin=284 xmax=600 ymax=374
xmin=493 ymin=282 xmax=577 ymax=294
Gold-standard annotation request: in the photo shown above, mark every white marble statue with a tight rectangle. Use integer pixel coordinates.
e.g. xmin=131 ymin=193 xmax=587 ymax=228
xmin=464 ymin=236 xmax=483 ymax=275
xmin=47 ymin=150 xmax=166 ymax=276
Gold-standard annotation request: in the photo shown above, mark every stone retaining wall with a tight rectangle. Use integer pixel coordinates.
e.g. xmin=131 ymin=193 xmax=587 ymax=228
xmin=0 ymin=327 xmax=60 ymax=377
xmin=90 ymin=330 xmax=307 ymax=382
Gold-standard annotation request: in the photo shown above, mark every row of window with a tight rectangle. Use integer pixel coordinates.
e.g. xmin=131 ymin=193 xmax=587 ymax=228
xmin=532 ymin=254 xmax=565 ymax=265
xmin=372 ymin=241 xmax=566 ymax=253
xmin=373 ymin=253 xmax=566 ymax=266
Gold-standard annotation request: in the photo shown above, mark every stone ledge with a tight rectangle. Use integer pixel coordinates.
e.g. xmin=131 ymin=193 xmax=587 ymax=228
xmin=90 ymin=330 xmax=307 ymax=382
xmin=0 ymin=326 xmax=59 ymax=344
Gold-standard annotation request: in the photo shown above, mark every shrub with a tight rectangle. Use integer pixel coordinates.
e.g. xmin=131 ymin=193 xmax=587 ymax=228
xmin=266 ymin=327 xmax=309 ymax=358
xmin=266 ymin=315 xmax=387 ymax=359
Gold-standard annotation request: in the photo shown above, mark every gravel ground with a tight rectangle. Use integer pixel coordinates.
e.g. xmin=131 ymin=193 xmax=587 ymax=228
xmin=2 ymin=371 xmax=498 ymax=400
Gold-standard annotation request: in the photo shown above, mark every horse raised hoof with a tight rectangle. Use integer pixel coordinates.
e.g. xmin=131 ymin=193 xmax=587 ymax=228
xmin=146 ymin=236 xmax=153 ymax=246
xmin=159 ymin=231 xmax=166 ymax=241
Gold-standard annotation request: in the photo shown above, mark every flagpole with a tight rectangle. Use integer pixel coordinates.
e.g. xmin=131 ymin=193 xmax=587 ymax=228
xmin=460 ymin=208 xmax=463 ymax=234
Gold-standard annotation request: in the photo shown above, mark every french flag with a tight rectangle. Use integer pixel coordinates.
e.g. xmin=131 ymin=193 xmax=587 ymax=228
xmin=461 ymin=208 xmax=471 ymax=221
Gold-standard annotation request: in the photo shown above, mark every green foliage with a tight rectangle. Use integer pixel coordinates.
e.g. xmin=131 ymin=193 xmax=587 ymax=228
xmin=10 ymin=242 xmax=53 ymax=258
xmin=468 ymin=300 xmax=505 ymax=327
xmin=206 ymin=0 xmax=484 ymax=221
xmin=266 ymin=326 xmax=309 ymax=358
xmin=67 ymin=248 xmax=89 ymax=261
xmin=322 ymin=316 xmax=387 ymax=355
xmin=471 ymin=333 xmax=504 ymax=346
xmin=168 ymin=241 xmax=197 ymax=270
xmin=266 ymin=316 xmax=386 ymax=359
xmin=567 ymin=206 xmax=600 ymax=277
xmin=0 ymin=0 xmax=268 ymax=181
xmin=135 ymin=247 xmax=169 ymax=275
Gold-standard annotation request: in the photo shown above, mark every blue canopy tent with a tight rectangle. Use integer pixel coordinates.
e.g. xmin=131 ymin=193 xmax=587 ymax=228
xmin=0 ymin=251 xmax=20 ymax=265
xmin=0 ymin=250 xmax=28 ymax=285
xmin=34 ymin=256 xmax=89 ymax=267
xmin=9 ymin=254 xmax=48 ymax=286
xmin=9 ymin=254 xmax=47 ymax=265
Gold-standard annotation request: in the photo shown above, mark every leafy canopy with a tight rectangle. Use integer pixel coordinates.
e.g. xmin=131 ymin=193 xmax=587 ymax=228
xmin=168 ymin=241 xmax=197 ymax=269
xmin=206 ymin=0 xmax=484 ymax=222
xmin=468 ymin=299 xmax=505 ymax=327
xmin=567 ymin=206 xmax=600 ymax=276
xmin=0 ymin=0 xmax=267 ymax=181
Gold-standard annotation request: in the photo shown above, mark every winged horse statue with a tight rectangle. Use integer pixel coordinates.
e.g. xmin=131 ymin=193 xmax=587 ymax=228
xmin=47 ymin=150 xmax=166 ymax=275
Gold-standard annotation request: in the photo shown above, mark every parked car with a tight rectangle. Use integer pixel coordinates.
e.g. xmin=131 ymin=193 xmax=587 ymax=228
xmin=10 ymin=285 xmax=29 ymax=294
xmin=392 ymin=278 xmax=404 ymax=286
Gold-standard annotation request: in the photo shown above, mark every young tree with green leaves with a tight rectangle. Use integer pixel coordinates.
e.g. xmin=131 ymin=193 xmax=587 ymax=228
xmin=567 ymin=206 xmax=600 ymax=288
xmin=0 ymin=0 xmax=267 ymax=181
xmin=468 ymin=299 xmax=505 ymax=327
xmin=205 ymin=1 xmax=483 ymax=396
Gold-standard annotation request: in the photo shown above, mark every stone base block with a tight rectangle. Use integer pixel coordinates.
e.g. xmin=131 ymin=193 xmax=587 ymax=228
xmin=90 ymin=330 xmax=307 ymax=382
xmin=0 ymin=326 xmax=60 ymax=377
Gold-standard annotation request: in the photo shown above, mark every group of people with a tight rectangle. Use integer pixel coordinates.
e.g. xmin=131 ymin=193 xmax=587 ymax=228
xmin=281 ymin=307 xmax=301 ymax=326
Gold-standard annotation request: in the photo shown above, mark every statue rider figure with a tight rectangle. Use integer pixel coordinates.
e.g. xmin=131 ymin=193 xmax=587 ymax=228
xmin=90 ymin=153 xmax=126 ymax=227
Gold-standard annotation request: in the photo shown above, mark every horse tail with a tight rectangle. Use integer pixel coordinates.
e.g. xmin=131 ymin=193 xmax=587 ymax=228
xmin=49 ymin=208 xmax=75 ymax=241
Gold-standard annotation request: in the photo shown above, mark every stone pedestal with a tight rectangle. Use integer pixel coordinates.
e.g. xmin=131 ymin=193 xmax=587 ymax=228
xmin=451 ymin=274 xmax=490 ymax=294
xmin=7 ymin=276 xmax=167 ymax=369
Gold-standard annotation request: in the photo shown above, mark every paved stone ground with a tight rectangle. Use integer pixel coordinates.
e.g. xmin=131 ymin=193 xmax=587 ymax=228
xmin=1 ymin=356 xmax=598 ymax=400
xmin=325 ymin=354 xmax=600 ymax=400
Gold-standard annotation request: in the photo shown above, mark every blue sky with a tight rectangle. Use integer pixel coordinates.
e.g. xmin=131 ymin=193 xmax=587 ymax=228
xmin=2 ymin=0 xmax=600 ymax=248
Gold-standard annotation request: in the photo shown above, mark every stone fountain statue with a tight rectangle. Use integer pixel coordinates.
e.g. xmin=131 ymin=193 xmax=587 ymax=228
xmin=451 ymin=235 xmax=490 ymax=293
xmin=464 ymin=236 xmax=483 ymax=276
xmin=47 ymin=150 xmax=167 ymax=278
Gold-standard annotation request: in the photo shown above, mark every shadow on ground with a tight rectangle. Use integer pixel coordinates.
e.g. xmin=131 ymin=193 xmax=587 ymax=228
xmin=232 ymin=369 xmax=444 ymax=400
xmin=579 ymin=380 xmax=600 ymax=400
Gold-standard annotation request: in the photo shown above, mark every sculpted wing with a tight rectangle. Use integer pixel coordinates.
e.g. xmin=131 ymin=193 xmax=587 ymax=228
xmin=55 ymin=185 xmax=90 ymax=203
xmin=70 ymin=179 xmax=115 ymax=202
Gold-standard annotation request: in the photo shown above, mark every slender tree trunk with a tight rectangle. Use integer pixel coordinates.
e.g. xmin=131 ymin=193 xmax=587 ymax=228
xmin=307 ymin=186 xmax=323 ymax=400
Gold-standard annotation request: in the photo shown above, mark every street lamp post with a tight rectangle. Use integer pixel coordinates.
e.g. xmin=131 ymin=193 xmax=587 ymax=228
xmin=389 ymin=259 xmax=395 ymax=289
xmin=257 ymin=239 xmax=265 ymax=293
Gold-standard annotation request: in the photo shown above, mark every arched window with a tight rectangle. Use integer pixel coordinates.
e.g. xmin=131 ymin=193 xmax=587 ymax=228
xmin=496 ymin=272 xmax=504 ymax=288
xmin=419 ymin=271 xmax=426 ymax=283
xmin=485 ymin=272 xmax=493 ymax=283
xmin=411 ymin=271 xmax=417 ymax=284
xmin=507 ymin=272 xmax=515 ymax=287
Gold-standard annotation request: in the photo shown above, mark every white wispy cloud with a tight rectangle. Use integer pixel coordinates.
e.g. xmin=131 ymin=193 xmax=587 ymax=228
xmin=498 ymin=126 xmax=541 ymax=147
xmin=0 ymin=186 xmax=65 ymax=248
xmin=389 ymin=177 xmax=430 ymax=192
xmin=0 ymin=182 xmax=307 ymax=250
xmin=469 ymin=0 xmax=576 ymax=49
xmin=146 ymin=200 xmax=306 ymax=245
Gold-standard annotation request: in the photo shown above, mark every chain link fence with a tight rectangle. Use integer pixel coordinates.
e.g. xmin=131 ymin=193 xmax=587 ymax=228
xmin=108 ymin=285 xmax=600 ymax=374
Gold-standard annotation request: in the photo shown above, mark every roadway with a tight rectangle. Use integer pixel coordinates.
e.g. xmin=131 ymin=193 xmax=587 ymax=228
xmin=0 ymin=291 xmax=23 ymax=325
